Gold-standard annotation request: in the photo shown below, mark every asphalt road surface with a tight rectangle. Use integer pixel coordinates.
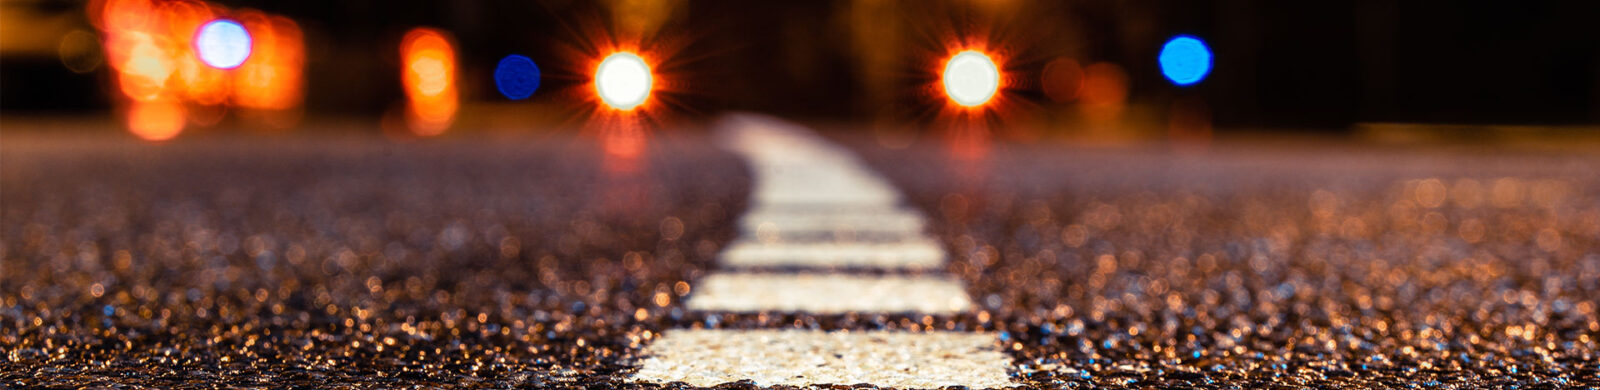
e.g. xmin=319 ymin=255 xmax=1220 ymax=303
xmin=3 ymin=117 xmax=1598 ymax=389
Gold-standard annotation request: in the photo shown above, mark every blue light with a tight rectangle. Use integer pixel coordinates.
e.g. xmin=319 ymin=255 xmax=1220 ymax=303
xmin=194 ymin=19 xmax=251 ymax=69
xmin=494 ymin=54 xmax=541 ymax=100
xmin=1159 ymin=35 xmax=1212 ymax=86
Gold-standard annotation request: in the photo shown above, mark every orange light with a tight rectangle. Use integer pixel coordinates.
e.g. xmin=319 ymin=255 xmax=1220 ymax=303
xmin=113 ymin=32 xmax=176 ymax=102
xmin=93 ymin=0 xmax=306 ymax=139
xmin=176 ymin=47 xmax=230 ymax=105
xmin=126 ymin=98 xmax=185 ymax=141
xmin=160 ymin=0 xmax=230 ymax=105
xmin=96 ymin=0 xmax=158 ymax=33
xmin=158 ymin=0 xmax=212 ymax=44
xmin=557 ymin=22 xmax=681 ymax=186
xmin=400 ymin=27 xmax=458 ymax=136
xmin=554 ymin=14 xmax=685 ymax=122
xmin=233 ymin=12 xmax=305 ymax=112
xmin=96 ymin=0 xmax=171 ymax=101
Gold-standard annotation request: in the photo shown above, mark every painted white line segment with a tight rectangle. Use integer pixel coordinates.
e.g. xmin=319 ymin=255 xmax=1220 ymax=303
xmin=748 ymin=170 xmax=902 ymax=207
xmin=720 ymin=239 xmax=945 ymax=270
xmin=750 ymin=186 xmax=901 ymax=207
xmin=740 ymin=208 xmax=927 ymax=239
xmin=686 ymin=272 xmax=972 ymax=314
xmin=632 ymin=114 xmax=1015 ymax=389
xmin=633 ymin=329 xmax=1014 ymax=389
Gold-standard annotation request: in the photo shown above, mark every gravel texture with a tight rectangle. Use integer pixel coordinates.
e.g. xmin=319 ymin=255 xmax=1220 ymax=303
xmin=3 ymin=130 xmax=1599 ymax=388
xmin=1 ymin=133 xmax=747 ymax=388
xmin=848 ymin=135 xmax=1600 ymax=388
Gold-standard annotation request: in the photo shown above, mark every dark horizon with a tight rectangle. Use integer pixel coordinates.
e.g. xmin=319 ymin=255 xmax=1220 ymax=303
xmin=3 ymin=0 xmax=1598 ymax=129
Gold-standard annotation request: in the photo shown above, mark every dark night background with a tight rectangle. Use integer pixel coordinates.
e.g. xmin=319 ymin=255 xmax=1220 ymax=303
xmin=3 ymin=0 xmax=1598 ymax=128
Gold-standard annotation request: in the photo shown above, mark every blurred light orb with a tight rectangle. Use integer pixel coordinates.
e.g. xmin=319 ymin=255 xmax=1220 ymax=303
xmin=1159 ymin=35 xmax=1211 ymax=86
xmin=127 ymin=99 xmax=185 ymax=141
xmin=943 ymin=50 xmax=999 ymax=107
xmin=400 ymin=27 xmax=458 ymax=136
xmin=595 ymin=52 xmax=652 ymax=110
xmin=494 ymin=54 xmax=541 ymax=100
xmin=194 ymin=19 xmax=251 ymax=69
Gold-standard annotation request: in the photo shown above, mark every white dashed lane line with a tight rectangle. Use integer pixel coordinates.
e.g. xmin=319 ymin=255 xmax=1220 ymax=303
xmin=633 ymin=329 xmax=1014 ymax=389
xmin=684 ymin=272 xmax=973 ymax=314
xmin=634 ymin=114 xmax=1016 ymax=389
xmin=740 ymin=208 xmax=928 ymax=241
xmin=720 ymin=238 xmax=946 ymax=270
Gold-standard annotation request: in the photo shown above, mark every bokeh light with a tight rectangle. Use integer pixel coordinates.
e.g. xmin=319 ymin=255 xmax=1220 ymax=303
xmin=594 ymin=52 xmax=652 ymax=110
xmin=942 ymin=50 xmax=1000 ymax=107
xmin=494 ymin=54 xmax=541 ymax=100
xmin=193 ymin=19 xmax=250 ymax=69
xmin=94 ymin=0 xmax=158 ymax=33
xmin=232 ymin=12 xmax=305 ymax=123
xmin=126 ymin=98 xmax=185 ymax=141
xmin=162 ymin=1 xmax=228 ymax=106
xmin=91 ymin=0 xmax=305 ymax=138
xmin=400 ymin=27 xmax=458 ymax=135
xmin=113 ymin=33 xmax=176 ymax=102
xmin=1159 ymin=35 xmax=1212 ymax=86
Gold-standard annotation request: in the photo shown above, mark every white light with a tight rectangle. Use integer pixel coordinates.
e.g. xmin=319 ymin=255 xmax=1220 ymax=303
xmin=942 ymin=51 xmax=999 ymax=107
xmin=595 ymin=52 xmax=652 ymax=110
xmin=194 ymin=20 xmax=251 ymax=69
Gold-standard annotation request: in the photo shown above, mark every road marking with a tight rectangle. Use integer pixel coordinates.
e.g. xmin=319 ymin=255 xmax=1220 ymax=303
xmin=750 ymin=175 xmax=902 ymax=206
xmin=740 ymin=208 xmax=927 ymax=240
xmin=633 ymin=114 xmax=1014 ymax=388
xmin=720 ymin=238 xmax=945 ymax=270
xmin=686 ymin=272 xmax=972 ymax=314
xmin=633 ymin=329 xmax=1014 ymax=389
